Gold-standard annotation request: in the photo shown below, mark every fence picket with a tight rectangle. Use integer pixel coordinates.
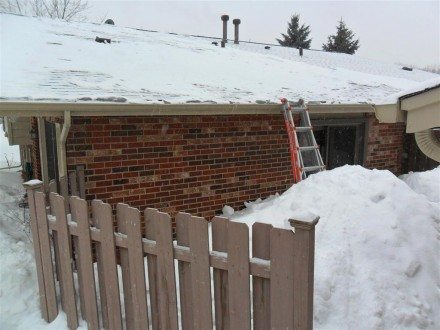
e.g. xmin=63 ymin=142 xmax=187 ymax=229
xmin=59 ymin=176 xmax=70 ymax=213
xmin=147 ymin=210 xmax=178 ymax=330
xmin=124 ymin=204 xmax=149 ymax=329
xmin=145 ymin=208 xmax=159 ymax=329
xmin=228 ymin=221 xmax=250 ymax=329
xmin=252 ymin=222 xmax=272 ymax=330
xmin=116 ymin=203 xmax=135 ymax=330
xmin=70 ymin=197 xmax=99 ymax=329
xmin=270 ymin=228 xmax=294 ymax=329
xmin=188 ymin=216 xmax=212 ymax=329
xmin=92 ymin=200 xmax=122 ymax=330
xmin=211 ymin=216 xmax=229 ymax=330
xmin=291 ymin=218 xmax=319 ymax=330
xmin=35 ymin=192 xmax=58 ymax=321
xmin=26 ymin=186 xmax=49 ymax=322
xmin=91 ymin=201 xmax=109 ymax=329
xmin=50 ymin=193 xmax=78 ymax=329
xmin=175 ymin=213 xmax=193 ymax=330
xmin=68 ymin=171 xmax=78 ymax=197
xmin=77 ymin=165 xmax=86 ymax=199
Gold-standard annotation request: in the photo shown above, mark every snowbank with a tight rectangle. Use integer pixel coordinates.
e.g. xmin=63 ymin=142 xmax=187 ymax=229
xmin=400 ymin=167 xmax=440 ymax=203
xmin=231 ymin=166 xmax=440 ymax=329
xmin=1 ymin=167 xmax=439 ymax=329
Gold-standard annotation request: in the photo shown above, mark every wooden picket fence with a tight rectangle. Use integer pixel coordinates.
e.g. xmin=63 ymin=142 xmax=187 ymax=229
xmin=24 ymin=179 xmax=319 ymax=330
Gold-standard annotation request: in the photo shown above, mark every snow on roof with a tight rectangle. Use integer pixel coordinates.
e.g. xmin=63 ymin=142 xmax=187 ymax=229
xmin=1 ymin=13 xmax=438 ymax=105
xmin=380 ymin=76 xmax=440 ymax=104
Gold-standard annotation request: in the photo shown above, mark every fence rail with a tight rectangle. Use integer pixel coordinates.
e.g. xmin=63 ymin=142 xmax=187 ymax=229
xmin=24 ymin=179 xmax=318 ymax=330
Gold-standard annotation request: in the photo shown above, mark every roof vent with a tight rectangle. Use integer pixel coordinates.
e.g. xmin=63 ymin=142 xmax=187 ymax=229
xmin=233 ymin=19 xmax=241 ymax=44
xmin=221 ymin=15 xmax=229 ymax=44
xmin=402 ymin=66 xmax=413 ymax=71
xmin=104 ymin=19 xmax=114 ymax=25
xmin=265 ymin=46 xmax=271 ymax=50
xmin=95 ymin=36 xmax=111 ymax=44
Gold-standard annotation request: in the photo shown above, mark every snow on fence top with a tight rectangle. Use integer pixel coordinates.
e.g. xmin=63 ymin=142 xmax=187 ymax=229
xmin=1 ymin=13 xmax=438 ymax=105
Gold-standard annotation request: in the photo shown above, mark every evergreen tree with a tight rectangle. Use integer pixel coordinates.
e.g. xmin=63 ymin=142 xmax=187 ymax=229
xmin=277 ymin=14 xmax=312 ymax=49
xmin=322 ymin=19 xmax=360 ymax=54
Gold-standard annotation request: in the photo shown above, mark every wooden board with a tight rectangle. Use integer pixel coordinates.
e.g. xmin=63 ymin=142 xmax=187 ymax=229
xmin=27 ymin=189 xmax=49 ymax=322
xmin=188 ymin=216 xmax=212 ymax=329
xmin=144 ymin=208 xmax=159 ymax=330
xmin=270 ymin=228 xmax=294 ymax=329
xmin=50 ymin=193 xmax=78 ymax=329
xmin=92 ymin=200 xmax=122 ymax=330
xmin=150 ymin=211 xmax=179 ymax=330
xmin=211 ymin=216 xmax=229 ymax=330
xmin=175 ymin=213 xmax=193 ymax=330
xmin=70 ymin=197 xmax=99 ymax=329
xmin=252 ymin=222 xmax=272 ymax=330
xmin=116 ymin=203 xmax=134 ymax=330
xmin=68 ymin=171 xmax=78 ymax=197
xmin=227 ymin=221 xmax=250 ymax=329
xmin=125 ymin=205 xmax=149 ymax=329
xmin=35 ymin=192 xmax=58 ymax=321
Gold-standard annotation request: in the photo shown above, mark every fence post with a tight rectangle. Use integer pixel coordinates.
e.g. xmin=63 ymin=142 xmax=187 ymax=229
xmin=23 ymin=180 xmax=58 ymax=322
xmin=289 ymin=217 xmax=319 ymax=330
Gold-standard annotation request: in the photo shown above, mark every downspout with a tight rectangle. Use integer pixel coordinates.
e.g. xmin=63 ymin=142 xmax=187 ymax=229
xmin=57 ymin=110 xmax=71 ymax=178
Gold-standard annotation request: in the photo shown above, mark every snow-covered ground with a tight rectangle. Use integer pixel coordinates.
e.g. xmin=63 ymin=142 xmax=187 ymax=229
xmin=0 ymin=123 xmax=20 ymax=169
xmin=0 ymin=166 xmax=439 ymax=329
xmin=1 ymin=13 xmax=438 ymax=104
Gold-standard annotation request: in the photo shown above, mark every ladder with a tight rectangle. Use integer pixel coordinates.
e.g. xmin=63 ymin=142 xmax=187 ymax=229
xmin=280 ymin=98 xmax=325 ymax=183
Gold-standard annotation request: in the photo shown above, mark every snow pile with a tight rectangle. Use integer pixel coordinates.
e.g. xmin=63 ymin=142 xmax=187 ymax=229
xmin=1 ymin=13 xmax=438 ymax=104
xmin=230 ymin=166 xmax=440 ymax=329
xmin=400 ymin=167 xmax=440 ymax=203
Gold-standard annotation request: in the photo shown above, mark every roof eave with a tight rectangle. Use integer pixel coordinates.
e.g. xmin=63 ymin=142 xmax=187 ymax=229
xmin=0 ymin=101 xmax=374 ymax=117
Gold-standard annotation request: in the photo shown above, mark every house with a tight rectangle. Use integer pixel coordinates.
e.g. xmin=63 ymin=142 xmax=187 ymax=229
xmin=1 ymin=13 xmax=439 ymax=219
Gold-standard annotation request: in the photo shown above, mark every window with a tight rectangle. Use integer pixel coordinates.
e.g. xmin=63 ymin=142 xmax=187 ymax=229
xmin=313 ymin=119 xmax=366 ymax=170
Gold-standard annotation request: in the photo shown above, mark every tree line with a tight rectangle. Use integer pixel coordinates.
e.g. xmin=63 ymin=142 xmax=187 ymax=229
xmin=277 ymin=14 xmax=360 ymax=55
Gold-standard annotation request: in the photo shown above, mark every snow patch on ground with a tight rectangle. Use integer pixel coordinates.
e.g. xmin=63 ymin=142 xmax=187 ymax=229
xmin=400 ymin=166 xmax=440 ymax=203
xmin=230 ymin=166 xmax=440 ymax=329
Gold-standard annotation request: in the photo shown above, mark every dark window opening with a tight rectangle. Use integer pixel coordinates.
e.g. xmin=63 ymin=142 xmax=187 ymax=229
xmin=45 ymin=121 xmax=59 ymax=182
xmin=313 ymin=123 xmax=365 ymax=170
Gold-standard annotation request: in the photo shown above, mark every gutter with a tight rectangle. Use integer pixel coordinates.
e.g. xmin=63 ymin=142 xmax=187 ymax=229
xmin=0 ymin=101 xmax=375 ymax=117
xmin=57 ymin=110 xmax=71 ymax=178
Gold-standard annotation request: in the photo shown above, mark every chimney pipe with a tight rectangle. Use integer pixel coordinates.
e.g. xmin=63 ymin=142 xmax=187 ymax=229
xmin=233 ymin=18 xmax=241 ymax=44
xmin=221 ymin=15 xmax=229 ymax=43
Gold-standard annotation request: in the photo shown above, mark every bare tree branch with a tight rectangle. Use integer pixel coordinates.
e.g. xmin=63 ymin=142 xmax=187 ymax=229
xmin=0 ymin=0 xmax=88 ymax=21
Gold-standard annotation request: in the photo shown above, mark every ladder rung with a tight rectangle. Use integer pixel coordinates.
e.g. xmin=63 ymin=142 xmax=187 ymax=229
xmin=290 ymin=108 xmax=306 ymax=113
xmin=299 ymin=146 xmax=318 ymax=151
xmin=303 ymin=165 xmax=325 ymax=172
xmin=296 ymin=126 xmax=312 ymax=132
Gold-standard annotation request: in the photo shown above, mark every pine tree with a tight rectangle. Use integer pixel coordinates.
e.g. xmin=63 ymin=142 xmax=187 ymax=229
xmin=277 ymin=14 xmax=312 ymax=49
xmin=322 ymin=19 xmax=360 ymax=54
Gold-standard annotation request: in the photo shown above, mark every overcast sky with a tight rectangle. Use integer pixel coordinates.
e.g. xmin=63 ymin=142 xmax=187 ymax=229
xmin=87 ymin=1 xmax=439 ymax=68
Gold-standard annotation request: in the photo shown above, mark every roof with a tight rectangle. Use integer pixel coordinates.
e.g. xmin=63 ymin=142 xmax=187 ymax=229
xmin=1 ymin=13 xmax=438 ymax=105
xmin=381 ymin=77 xmax=440 ymax=103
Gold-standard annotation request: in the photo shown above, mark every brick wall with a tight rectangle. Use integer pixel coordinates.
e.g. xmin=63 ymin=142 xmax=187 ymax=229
xmin=364 ymin=115 xmax=406 ymax=175
xmin=62 ymin=113 xmax=406 ymax=220
xmin=66 ymin=115 xmax=293 ymax=219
